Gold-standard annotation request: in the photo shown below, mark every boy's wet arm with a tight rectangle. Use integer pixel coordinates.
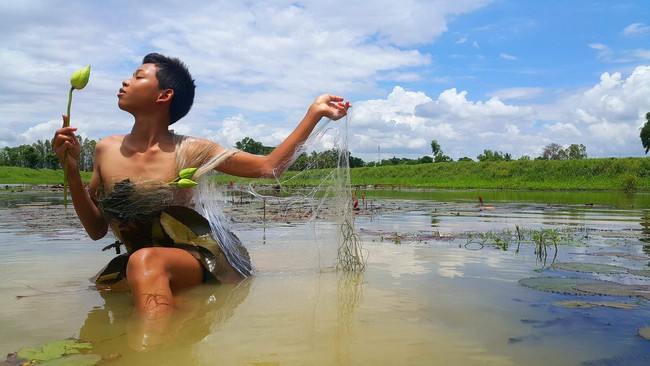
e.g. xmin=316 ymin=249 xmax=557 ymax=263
xmin=68 ymin=149 xmax=109 ymax=240
xmin=215 ymin=150 xmax=276 ymax=178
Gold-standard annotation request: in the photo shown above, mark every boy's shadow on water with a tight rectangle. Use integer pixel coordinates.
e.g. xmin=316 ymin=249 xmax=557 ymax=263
xmin=78 ymin=279 xmax=251 ymax=361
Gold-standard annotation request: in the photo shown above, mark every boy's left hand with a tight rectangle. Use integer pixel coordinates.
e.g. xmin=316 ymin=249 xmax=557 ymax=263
xmin=311 ymin=94 xmax=351 ymax=121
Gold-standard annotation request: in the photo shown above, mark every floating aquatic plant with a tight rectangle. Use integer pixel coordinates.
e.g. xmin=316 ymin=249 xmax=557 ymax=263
xmin=552 ymin=262 xmax=629 ymax=275
xmin=629 ymin=269 xmax=650 ymax=278
xmin=520 ymin=276 xmax=650 ymax=299
xmin=11 ymin=339 xmax=98 ymax=366
xmin=518 ymin=276 xmax=608 ymax=296
xmin=553 ymin=300 xmax=637 ymax=309
xmin=62 ymin=65 xmax=91 ymax=209
xmin=639 ymin=326 xmax=650 ymax=341
xmin=574 ymin=283 xmax=650 ymax=299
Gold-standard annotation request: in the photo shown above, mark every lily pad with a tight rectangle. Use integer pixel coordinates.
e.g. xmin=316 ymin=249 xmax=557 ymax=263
xmin=640 ymin=326 xmax=650 ymax=340
xmin=39 ymin=354 xmax=102 ymax=366
xmin=628 ymin=269 xmax=650 ymax=278
xmin=17 ymin=339 xmax=92 ymax=362
xmin=573 ymin=283 xmax=650 ymax=299
xmin=552 ymin=262 xmax=628 ymax=274
xmin=587 ymin=252 xmax=649 ymax=261
xmin=553 ymin=300 xmax=636 ymax=309
xmin=518 ymin=277 xmax=609 ymax=295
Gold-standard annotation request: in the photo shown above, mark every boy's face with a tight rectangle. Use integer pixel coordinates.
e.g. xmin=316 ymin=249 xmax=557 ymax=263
xmin=117 ymin=63 xmax=163 ymax=113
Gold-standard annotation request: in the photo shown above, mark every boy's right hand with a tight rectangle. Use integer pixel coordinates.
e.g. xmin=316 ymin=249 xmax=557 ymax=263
xmin=52 ymin=114 xmax=80 ymax=171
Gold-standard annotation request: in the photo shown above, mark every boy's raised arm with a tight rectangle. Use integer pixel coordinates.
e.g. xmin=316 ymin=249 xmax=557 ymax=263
xmin=217 ymin=94 xmax=350 ymax=178
xmin=52 ymin=115 xmax=108 ymax=240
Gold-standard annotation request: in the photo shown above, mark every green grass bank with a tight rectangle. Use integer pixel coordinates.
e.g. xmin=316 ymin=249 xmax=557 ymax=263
xmin=0 ymin=166 xmax=92 ymax=185
xmin=4 ymin=157 xmax=650 ymax=191
xmin=216 ymin=157 xmax=650 ymax=192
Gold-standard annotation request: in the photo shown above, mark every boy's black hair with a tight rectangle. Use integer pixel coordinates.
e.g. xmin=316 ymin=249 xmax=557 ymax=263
xmin=142 ymin=53 xmax=196 ymax=125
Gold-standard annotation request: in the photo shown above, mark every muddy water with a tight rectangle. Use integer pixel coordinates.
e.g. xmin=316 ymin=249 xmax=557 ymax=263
xmin=1 ymin=188 xmax=649 ymax=365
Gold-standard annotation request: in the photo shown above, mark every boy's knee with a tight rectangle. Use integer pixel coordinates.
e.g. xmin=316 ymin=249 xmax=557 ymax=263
xmin=127 ymin=248 xmax=166 ymax=280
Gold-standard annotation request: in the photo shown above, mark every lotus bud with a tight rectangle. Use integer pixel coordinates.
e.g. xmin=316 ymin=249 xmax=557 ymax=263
xmin=62 ymin=64 xmax=91 ymax=209
xmin=179 ymin=167 xmax=198 ymax=180
xmin=70 ymin=65 xmax=91 ymax=90
xmin=177 ymin=178 xmax=198 ymax=188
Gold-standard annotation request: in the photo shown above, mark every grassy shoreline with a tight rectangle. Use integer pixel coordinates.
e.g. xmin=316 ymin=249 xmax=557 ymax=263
xmin=3 ymin=156 xmax=650 ymax=191
xmin=0 ymin=166 xmax=92 ymax=185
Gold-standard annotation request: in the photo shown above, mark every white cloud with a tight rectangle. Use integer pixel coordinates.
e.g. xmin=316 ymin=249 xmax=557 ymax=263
xmin=499 ymin=53 xmax=518 ymax=61
xmin=488 ymin=87 xmax=544 ymax=100
xmin=589 ymin=43 xmax=614 ymax=61
xmin=1 ymin=0 xmax=492 ymax=149
xmin=622 ymin=23 xmax=650 ymax=36
xmin=345 ymin=66 xmax=650 ymax=161
xmin=2 ymin=1 xmax=649 ymax=164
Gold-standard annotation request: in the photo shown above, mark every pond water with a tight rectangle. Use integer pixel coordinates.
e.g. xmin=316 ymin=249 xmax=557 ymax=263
xmin=1 ymin=188 xmax=649 ymax=365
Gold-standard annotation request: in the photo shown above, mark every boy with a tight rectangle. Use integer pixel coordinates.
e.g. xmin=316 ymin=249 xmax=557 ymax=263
xmin=53 ymin=53 xmax=350 ymax=319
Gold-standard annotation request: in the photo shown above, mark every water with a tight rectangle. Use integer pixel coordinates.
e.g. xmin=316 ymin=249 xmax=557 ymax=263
xmin=1 ymin=188 xmax=649 ymax=365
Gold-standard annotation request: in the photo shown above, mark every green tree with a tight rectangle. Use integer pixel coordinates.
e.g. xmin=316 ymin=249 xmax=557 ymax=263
xmin=235 ymin=137 xmax=274 ymax=155
xmin=565 ymin=144 xmax=587 ymax=160
xmin=21 ymin=145 xmax=40 ymax=169
xmin=640 ymin=112 xmax=650 ymax=154
xmin=430 ymin=140 xmax=441 ymax=156
xmin=540 ymin=143 xmax=566 ymax=160
xmin=430 ymin=139 xmax=452 ymax=162
xmin=477 ymin=149 xmax=508 ymax=162
xmin=418 ymin=156 xmax=433 ymax=164
xmin=349 ymin=155 xmax=365 ymax=168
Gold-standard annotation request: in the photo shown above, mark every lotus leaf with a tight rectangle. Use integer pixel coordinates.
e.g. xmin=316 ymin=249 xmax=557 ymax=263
xmin=553 ymin=300 xmax=636 ymax=309
xmin=587 ymin=252 xmax=649 ymax=261
xmin=39 ymin=354 xmax=101 ymax=366
xmin=17 ymin=339 xmax=92 ymax=361
xmin=640 ymin=326 xmax=650 ymax=341
xmin=519 ymin=277 xmax=609 ymax=295
xmin=552 ymin=262 xmax=628 ymax=274
xmin=628 ymin=269 xmax=650 ymax=278
xmin=573 ymin=283 xmax=650 ymax=299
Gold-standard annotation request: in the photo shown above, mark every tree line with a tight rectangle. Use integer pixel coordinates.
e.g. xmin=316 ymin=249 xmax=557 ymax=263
xmin=0 ymin=136 xmax=96 ymax=170
xmin=235 ymin=137 xmax=589 ymax=169
xmin=0 ymin=135 xmax=594 ymax=172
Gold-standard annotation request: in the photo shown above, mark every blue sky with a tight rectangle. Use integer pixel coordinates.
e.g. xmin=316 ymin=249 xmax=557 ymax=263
xmin=1 ymin=0 xmax=649 ymax=162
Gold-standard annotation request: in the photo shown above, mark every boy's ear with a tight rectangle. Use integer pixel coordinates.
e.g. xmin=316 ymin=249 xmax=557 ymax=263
xmin=156 ymin=89 xmax=174 ymax=104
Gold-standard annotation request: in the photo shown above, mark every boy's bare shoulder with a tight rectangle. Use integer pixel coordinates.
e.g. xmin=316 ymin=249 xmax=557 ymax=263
xmin=180 ymin=135 xmax=223 ymax=150
xmin=98 ymin=134 xmax=126 ymax=143
xmin=95 ymin=135 xmax=126 ymax=152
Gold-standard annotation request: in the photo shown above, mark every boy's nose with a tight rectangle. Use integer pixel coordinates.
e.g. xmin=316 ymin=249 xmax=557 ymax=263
xmin=122 ymin=80 xmax=129 ymax=87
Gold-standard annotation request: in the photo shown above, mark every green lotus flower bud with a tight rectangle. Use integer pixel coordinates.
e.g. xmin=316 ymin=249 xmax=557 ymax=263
xmin=177 ymin=178 xmax=198 ymax=188
xmin=179 ymin=167 xmax=198 ymax=180
xmin=62 ymin=64 xmax=91 ymax=210
xmin=70 ymin=65 xmax=91 ymax=90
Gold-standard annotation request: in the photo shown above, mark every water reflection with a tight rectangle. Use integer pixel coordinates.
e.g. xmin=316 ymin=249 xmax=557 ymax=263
xmin=78 ymin=280 xmax=251 ymax=362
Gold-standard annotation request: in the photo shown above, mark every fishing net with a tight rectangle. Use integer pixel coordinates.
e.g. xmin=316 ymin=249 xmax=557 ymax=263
xmin=97 ymin=113 xmax=365 ymax=278
xmin=195 ymin=113 xmax=366 ymax=275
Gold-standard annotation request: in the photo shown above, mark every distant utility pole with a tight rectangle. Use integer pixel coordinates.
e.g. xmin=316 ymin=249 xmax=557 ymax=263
xmin=377 ymin=145 xmax=380 ymax=166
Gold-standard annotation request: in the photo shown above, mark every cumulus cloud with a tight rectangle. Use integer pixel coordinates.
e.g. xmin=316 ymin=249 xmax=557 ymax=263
xmin=0 ymin=0 xmax=491 ymax=149
xmin=488 ymin=87 xmax=544 ymax=100
xmin=346 ymin=66 xmax=650 ymax=161
xmin=622 ymin=23 xmax=650 ymax=36
xmin=499 ymin=53 xmax=518 ymax=61
xmin=2 ymin=1 xmax=649 ymax=164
